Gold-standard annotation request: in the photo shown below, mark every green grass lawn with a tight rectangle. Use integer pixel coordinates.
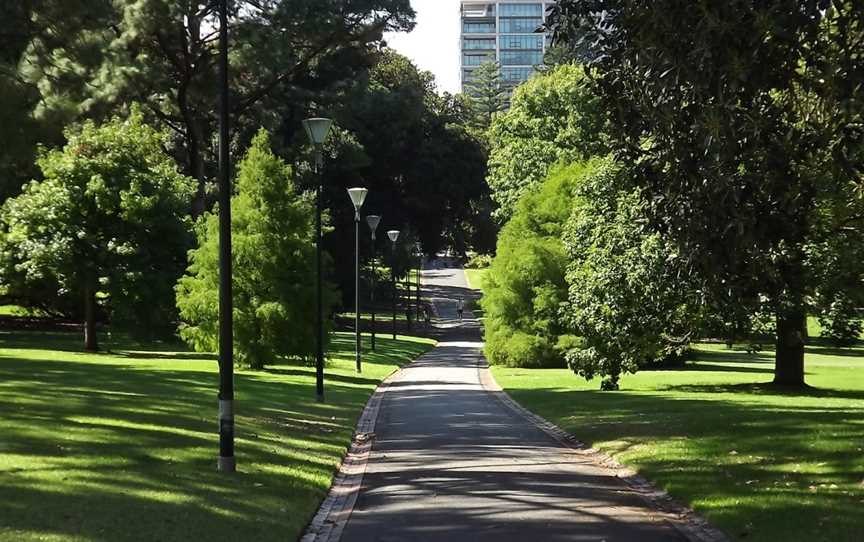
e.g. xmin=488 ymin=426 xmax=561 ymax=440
xmin=464 ymin=268 xmax=487 ymax=292
xmin=0 ymin=330 xmax=434 ymax=541
xmin=492 ymin=343 xmax=864 ymax=542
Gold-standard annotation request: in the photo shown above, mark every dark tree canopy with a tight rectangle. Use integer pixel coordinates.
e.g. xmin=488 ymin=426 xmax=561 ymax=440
xmin=10 ymin=0 xmax=416 ymax=211
xmin=548 ymin=0 xmax=864 ymax=385
xmin=319 ymin=49 xmax=493 ymax=304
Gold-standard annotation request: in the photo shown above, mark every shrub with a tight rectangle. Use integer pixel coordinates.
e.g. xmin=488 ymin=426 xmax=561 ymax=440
xmin=481 ymin=161 xmax=595 ymax=369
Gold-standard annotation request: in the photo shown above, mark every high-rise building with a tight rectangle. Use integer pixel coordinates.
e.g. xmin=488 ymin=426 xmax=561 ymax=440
xmin=460 ymin=1 xmax=550 ymax=93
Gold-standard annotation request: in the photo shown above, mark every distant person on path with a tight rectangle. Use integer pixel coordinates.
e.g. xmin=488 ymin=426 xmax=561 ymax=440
xmin=423 ymin=304 xmax=432 ymax=326
xmin=456 ymin=297 xmax=464 ymax=321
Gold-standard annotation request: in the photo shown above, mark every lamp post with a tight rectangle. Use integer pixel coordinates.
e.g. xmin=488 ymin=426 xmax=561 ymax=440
xmin=216 ymin=0 xmax=235 ymax=473
xmin=387 ymin=230 xmax=400 ymax=340
xmin=415 ymin=242 xmax=422 ymax=321
xmin=302 ymin=117 xmax=334 ymax=403
xmin=347 ymin=188 xmax=368 ymax=373
xmin=366 ymin=215 xmax=381 ymax=351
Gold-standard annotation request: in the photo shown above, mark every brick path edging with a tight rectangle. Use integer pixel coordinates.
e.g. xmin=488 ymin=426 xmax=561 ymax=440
xmin=477 ymin=363 xmax=730 ymax=542
xmin=300 ymin=365 xmax=408 ymax=542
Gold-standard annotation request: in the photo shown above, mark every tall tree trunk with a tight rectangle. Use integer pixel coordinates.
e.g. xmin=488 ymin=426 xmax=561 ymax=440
xmin=83 ymin=283 xmax=98 ymax=352
xmin=774 ymin=305 xmax=806 ymax=386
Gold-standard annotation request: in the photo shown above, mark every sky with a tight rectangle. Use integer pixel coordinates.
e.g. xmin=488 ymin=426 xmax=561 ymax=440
xmin=384 ymin=0 xmax=462 ymax=95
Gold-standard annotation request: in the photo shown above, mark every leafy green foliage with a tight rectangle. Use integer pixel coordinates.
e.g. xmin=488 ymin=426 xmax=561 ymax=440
xmin=176 ymin=130 xmax=333 ymax=369
xmin=563 ymin=158 xmax=700 ymax=389
xmin=548 ymin=0 xmax=864 ymax=385
xmin=486 ymin=64 xmax=606 ymax=221
xmin=0 ymin=109 xmax=195 ymax=342
xmin=482 ymin=163 xmax=586 ymax=368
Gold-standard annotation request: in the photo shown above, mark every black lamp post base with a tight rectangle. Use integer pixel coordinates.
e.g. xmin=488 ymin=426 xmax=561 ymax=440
xmin=217 ymin=456 xmax=236 ymax=472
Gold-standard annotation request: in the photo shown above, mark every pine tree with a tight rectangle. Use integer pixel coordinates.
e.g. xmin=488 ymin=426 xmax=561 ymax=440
xmin=464 ymin=61 xmax=508 ymax=129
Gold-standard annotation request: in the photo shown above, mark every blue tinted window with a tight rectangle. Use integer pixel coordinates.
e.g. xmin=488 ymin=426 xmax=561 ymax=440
xmin=500 ymin=50 xmax=542 ymax=66
xmin=500 ymin=35 xmax=543 ymax=50
xmin=463 ymin=21 xmax=496 ymax=33
xmin=500 ymin=18 xmax=543 ymax=33
xmin=463 ymin=38 xmax=496 ymax=50
xmin=499 ymin=3 xmax=543 ymax=17
xmin=501 ymin=67 xmax=533 ymax=82
xmin=463 ymin=53 xmax=496 ymax=66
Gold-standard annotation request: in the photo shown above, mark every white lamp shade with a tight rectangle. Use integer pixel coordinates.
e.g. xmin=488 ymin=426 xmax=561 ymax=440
xmin=302 ymin=117 xmax=333 ymax=145
xmin=387 ymin=230 xmax=400 ymax=243
xmin=347 ymin=187 xmax=368 ymax=211
xmin=366 ymin=215 xmax=381 ymax=233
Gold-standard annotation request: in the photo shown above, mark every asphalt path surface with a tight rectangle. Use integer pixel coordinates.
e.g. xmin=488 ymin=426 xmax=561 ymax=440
xmin=339 ymin=258 xmax=684 ymax=541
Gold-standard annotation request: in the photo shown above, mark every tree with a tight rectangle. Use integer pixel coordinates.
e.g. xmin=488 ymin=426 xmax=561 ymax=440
xmin=482 ymin=162 xmax=581 ymax=368
xmin=549 ymin=0 xmax=864 ymax=386
xmin=15 ymin=0 xmax=416 ymax=211
xmin=485 ymin=64 xmax=606 ymax=221
xmin=0 ymin=110 xmax=195 ymax=350
xmin=0 ymin=0 xmax=109 ymax=203
xmin=563 ymin=158 xmax=701 ymax=390
xmin=464 ymin=61 xmax=507 ymax=129
xmin=323 ymin=49 xmax=492 ymax=302
xmin=176 ymin=130 xmax=333 ymax=369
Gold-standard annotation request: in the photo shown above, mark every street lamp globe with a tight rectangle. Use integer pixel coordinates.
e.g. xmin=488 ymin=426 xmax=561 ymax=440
xmin=366 ymin=215 xmax=382 ymax=239
xmin=302 ymin=118 xmax=333 ymax=145
xmin=387 ymin=230 xmax=400 ymax=243
xmin=347 ymin=187 xmax=368 ymax=214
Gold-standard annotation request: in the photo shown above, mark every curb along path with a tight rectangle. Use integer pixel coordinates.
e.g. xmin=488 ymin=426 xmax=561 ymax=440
xmin=303 ymin=258 xmax=728 ymax=542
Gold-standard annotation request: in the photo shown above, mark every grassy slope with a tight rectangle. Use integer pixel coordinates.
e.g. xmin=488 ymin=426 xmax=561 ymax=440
xmin=491 ymin=344 xmax=864 ymax=542
xmin=0 ymin=331 xmax=434 ymax=542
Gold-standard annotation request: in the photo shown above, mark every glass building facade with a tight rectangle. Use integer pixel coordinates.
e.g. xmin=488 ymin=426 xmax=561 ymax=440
xmin=460 ymin=1 xmax=549 ymax=95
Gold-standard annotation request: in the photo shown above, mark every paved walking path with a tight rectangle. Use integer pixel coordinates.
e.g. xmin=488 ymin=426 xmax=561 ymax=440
xmin=333 ymin=259 xmax=691 ymax=541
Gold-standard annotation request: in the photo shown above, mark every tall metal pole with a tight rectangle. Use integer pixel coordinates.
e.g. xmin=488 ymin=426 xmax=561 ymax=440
xmin=354 ymin=214 xmax=361 ymax=372
xmin=391 ymin=242 xmax=397 ymax=340
xmin=370 ymin=249 xmax=376 ymax=351
xmin=314 ymin=150 xmax=324 ymax=402
xmin=216 ymin=0 xmax=235 ymax=473
xmin=416 ymin=250 xmax=421 ymax=321
xmin=303 ymin=117 xmax=333 ymax=402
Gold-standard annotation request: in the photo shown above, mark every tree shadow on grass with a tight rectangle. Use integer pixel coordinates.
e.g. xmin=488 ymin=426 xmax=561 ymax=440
xmin=503 ymin=381 xmax=863 ymax=542
xmin=0 ymin=338 xmax=409 ymax=541
xmin=0 ymin=330 xmax=188 ymax=354
xmin=262 ymin=367 xmax=379 ymax=386
xmin=804 ymin=345 xmax=864 ymax=358
xmin=661 ymin=381 xmax=864 ymax=401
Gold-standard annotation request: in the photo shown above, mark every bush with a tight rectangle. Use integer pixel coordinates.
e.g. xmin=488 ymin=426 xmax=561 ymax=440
xmin=481 ymin=162 xmax=592 ymax=369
